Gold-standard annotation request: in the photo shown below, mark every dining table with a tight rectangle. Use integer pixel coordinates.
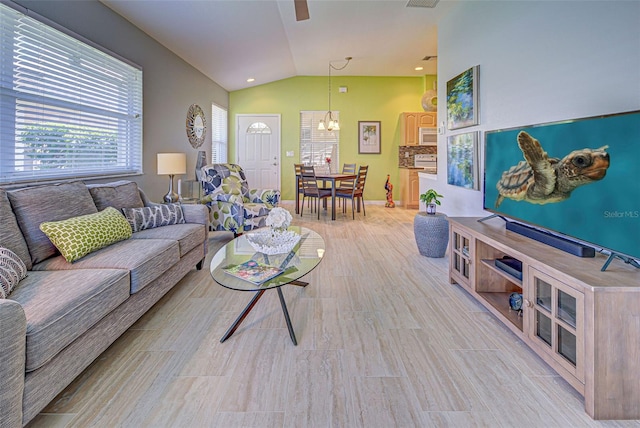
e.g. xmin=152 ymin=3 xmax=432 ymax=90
xmin=295 ymin=171 xmax=358 ymax=220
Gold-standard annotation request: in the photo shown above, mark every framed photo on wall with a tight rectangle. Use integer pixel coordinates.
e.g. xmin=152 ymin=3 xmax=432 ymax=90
xmin=446 ymin=65 xmax=479 ymax=130
xmin=447 ymin=131 xmax=480 ymax=190
xmin=358 ymin=121 xmax=381 ymax=154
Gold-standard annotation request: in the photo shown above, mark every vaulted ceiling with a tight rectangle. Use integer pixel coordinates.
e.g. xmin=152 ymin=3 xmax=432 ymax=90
xmin=101 ymin=0 xmax=452 ymax=91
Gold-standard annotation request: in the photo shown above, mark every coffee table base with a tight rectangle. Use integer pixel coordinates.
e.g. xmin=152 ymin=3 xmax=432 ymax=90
xmin=220 ymin=288 xmax=298 ymax=345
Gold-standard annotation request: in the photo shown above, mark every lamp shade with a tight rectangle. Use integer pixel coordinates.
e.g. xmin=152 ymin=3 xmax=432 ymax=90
xmin=157 ymin=153 xmax=187 ymax=175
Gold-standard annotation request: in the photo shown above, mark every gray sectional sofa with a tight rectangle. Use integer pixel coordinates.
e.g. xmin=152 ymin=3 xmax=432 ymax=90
xmin=0 ymin=180 xmax=209 ymax=427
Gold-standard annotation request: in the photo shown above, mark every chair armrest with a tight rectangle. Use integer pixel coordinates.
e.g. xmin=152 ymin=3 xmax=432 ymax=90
xmin=0 ymin=299 xmax=27 ymax=427
xmin=180 ymin=203 xmax=209 ymax=226
xmin=247 ymin=189 xmax=281 ymax=206
xmin=201 ymin=192 xmax=244 ymax=205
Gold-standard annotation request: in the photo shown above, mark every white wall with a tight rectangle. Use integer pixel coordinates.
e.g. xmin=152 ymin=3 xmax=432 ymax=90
xmin=432 ymin=0 xmax=640 ymax=217
xmin=14 ymin=0 xmax=229 ymax=201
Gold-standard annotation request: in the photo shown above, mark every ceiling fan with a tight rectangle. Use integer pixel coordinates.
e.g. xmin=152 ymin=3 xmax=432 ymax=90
xmin=294 ymin=0 xmax=310 ymax=21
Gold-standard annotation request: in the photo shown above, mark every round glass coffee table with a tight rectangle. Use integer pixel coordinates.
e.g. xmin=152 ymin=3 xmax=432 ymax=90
xmin=210 ymin=226 xmax=325 ymax=345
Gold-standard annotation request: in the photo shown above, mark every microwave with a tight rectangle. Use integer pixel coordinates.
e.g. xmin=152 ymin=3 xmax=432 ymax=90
xmin=419 ymin=127 xmax=437 ymax=146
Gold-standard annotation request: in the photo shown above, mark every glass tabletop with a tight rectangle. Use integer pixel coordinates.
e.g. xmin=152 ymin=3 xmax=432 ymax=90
xmin=210 ymin=226 xmax=325 ymax=291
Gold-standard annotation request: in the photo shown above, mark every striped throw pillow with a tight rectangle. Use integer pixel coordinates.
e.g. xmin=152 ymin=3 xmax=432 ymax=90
xmin=0 ymin=246 xmax=28 ymax=298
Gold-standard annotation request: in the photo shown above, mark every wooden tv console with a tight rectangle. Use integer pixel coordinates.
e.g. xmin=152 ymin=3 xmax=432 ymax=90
xmin=448 ymin=217 xmax=640 ymax=420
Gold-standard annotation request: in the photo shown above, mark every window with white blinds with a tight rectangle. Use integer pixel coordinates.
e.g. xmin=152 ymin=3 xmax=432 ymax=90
xmin=0 ymin=3 xmax=143 ymax=185
xmin=211 ymin=103 xmax=227 ymax=164
xmin=300 ymin=111 xmax=339 ymax=172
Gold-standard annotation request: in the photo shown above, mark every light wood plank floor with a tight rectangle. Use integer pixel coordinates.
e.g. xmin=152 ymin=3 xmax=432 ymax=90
xmin=28 ymin=203 xmax=640 ymax=428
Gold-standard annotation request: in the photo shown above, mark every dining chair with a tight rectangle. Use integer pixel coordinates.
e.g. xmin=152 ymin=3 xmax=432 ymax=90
xmin=336 ymin=165 xmax=368 ymax=219
xmin=300 ymin=165 xmax=332 ymax=219
xmin=337 ymin=163 xmax=356 ymax=207
xmin=294 ymin=163 xmax=305 ymax=213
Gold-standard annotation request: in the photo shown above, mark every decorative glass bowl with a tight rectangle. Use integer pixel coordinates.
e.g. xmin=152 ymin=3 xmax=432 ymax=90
xmin=246 ymin=228 xmax=301 ymax=255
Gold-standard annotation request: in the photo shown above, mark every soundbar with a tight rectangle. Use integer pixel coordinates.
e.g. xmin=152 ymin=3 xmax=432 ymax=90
xmin=506 ymin=221 xmax=595 ymax=258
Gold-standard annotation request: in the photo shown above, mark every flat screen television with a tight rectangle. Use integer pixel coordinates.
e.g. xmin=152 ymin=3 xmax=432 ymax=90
xmin=483 ymin=110 xmax=640 ymax=262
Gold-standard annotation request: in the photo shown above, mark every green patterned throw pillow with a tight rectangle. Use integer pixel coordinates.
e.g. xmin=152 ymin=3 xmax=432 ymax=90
xmin=40 ymin=207 xmax=132 ymax=263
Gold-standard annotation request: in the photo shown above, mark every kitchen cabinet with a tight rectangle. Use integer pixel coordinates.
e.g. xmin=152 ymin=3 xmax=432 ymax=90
xmin=400 ymin=112 xmax=437 ymax=145
xmin=400 ymin=168 xmax=420 ymax=209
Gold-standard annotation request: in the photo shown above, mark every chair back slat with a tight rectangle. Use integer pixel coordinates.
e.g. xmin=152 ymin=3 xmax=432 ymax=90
xmin=300 ymin=165 xmax=321 ymax=196
xmin=355 ymin=165 xmax=368 ymax=194
xmin=342 ymin=163 xmax=356 ymax=174
xmin=294 ymin=163 xmax=304 ymax=194
xmin=338 ymin=163 xmax=357 ymax=191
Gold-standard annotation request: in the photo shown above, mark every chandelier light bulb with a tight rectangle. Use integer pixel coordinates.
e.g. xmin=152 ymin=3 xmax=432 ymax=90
xmin=318 ymin=120 xmax=326 ymax=131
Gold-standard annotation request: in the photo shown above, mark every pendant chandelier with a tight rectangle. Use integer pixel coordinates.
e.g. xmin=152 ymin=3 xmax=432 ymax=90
xmin=318 ymin=57 xmax=352 ymax=132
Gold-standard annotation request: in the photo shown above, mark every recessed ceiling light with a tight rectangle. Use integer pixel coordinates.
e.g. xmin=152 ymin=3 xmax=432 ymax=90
xmin=415 ymin=66 xmax=424 ymax=71
xmin=247 ymin=78 xmax=255 ymax=83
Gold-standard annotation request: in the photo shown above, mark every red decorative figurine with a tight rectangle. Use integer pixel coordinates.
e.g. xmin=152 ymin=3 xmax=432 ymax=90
xmin=385 ymin=174 xmax=395 ymax=208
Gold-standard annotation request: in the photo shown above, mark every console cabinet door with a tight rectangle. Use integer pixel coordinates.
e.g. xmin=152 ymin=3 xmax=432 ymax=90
xmin=449 ymin=225 xmax=473 ymax=290
xmin=527 ymin=267 xmax=585 ymax=383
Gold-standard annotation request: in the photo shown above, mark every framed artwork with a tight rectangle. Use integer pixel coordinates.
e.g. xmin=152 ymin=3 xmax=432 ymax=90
xmin=358 ymin=121 xmax=381 ymax=154
xmin=446 ymin=65 xmax=479 ymax=130
xmin=447 ymin=131 xmax=480 ymax=190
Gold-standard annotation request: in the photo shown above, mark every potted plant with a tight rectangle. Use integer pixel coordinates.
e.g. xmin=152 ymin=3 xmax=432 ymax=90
xmin=419 ymin=189 xmax=443 ymax=215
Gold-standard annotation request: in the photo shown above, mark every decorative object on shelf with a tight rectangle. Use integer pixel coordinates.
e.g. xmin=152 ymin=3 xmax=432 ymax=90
xmin=384 ymin=174 xmax=395 ymax=208
xmin=509 ymin=292 xmax=524 ymax=315
xmin=157 ymin=153 xmax=187 ymax=203
xmin=446 ymin=65 xmax=479 ymax=130
xmin=422 ymin=80 xmax=437 ymax=112
xmin=318 ymin=57 xmax=351 ymax=132
xmin=413 ymin=212 xmax=449 ymax=257
xmin=358 ymin=121 xmax=381 ymax=154
xmin=447 ymin=131 xmax=480 ymax=190
xmin=195 ymin=150 xmax=207 ymax=182
xmin=419 ymin=188 xmax=443 ymax=215
xmin=186 ymin=104 xmax=207 ymax=148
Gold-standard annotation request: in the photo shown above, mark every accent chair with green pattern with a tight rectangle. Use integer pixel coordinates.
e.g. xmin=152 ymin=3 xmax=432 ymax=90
xmin=200 ymin=163 xmax=280 ymax=234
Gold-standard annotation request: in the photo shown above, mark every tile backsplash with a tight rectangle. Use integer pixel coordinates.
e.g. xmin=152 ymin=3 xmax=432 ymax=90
xmin=398 ymin=145 xmax=437 ymax=167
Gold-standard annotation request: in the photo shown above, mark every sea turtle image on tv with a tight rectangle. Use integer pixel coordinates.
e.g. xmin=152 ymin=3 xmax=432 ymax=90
xmin=495 ymin=131 xmax=610 ymax=208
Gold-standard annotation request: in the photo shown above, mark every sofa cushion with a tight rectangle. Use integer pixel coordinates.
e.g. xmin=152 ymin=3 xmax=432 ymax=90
xmin=87 ymin=180 xmax=144 ymax=211
xmin=0 ymin=247 xmax=28 ymax=298
xmin=33 ymin=238 xmax=179 ymax=294
xmin=0 ymin=189 xmax=33 ymax=270
xmin=40 ymin=207 xmax=133 ymax=263
xmin=8 ymin=182 xmax=98 ymax=265
xmin=121 ymin=203 xmax=185 ymax=233
xmin=131 ymin=223 xmax=206 ymax=257
xmin=9 ymin=269 xmax=130 ymax=372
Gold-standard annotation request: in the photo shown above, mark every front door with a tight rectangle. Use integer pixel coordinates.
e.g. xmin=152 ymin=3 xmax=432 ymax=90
xmin=236 ymin=114 xmax=281 ymax=191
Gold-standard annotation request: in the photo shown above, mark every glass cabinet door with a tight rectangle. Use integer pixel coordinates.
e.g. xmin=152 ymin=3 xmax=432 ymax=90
xmin=450 ymin=229 xmax=472 ymax=288
xmin=528 ymin=268 xmax=584 ymax=382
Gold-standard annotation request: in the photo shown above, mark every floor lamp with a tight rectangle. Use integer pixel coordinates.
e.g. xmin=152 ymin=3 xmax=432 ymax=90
xmin=157 ymin=153 xmax=186 ymax=203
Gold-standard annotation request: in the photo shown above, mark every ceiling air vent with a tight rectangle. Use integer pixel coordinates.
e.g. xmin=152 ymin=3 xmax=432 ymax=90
xmin=406 ymin=0 xmax=439 ymax=8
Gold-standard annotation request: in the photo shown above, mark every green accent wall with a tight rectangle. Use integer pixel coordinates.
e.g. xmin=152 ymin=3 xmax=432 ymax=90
xmin=230 ymin=75 xmax=436 ymax=201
